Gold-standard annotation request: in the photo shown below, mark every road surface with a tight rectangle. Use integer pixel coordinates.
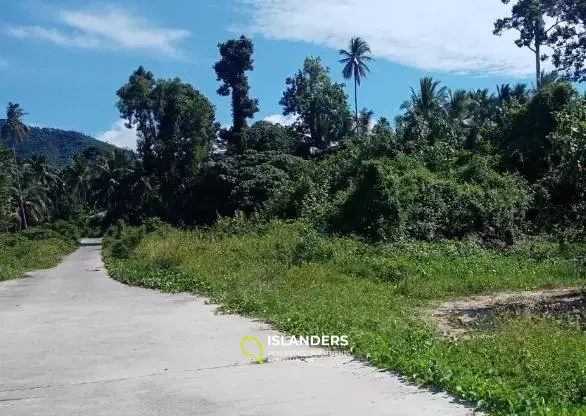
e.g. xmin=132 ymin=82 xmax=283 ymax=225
xmin=0 ymin=239 xmax=474 ymax=415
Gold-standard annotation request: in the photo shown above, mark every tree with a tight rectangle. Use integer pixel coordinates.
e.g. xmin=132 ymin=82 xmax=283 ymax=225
xmin=214 ymin=36 xmax=259 ymax=153
xmin=116 ymin=66 xmax=157 ymax=172
xmin=280 ymin=57 xmax=352 ymax=152
xmin=26 ymin=155 xmax=60 ymax=188
xmin=241 ymin=121 xmax=297 ymax=153
xmin=497 ymin=80 xmax=578 ymax=181
xmin=494 ymin=0 xmax=565 ymax=87
xmin=8 ymin=163 xmax=50 ymax=227
xmin=1 ymin=103 xmax=30 ymax=230
xmin=63 ymin=154 xmax=92 ymax=210
xmin=397 ymin=77 xmax=449 ymax=149
xmin=550 ymin=0 xmax=586 ymax=82
xmin=339 ymin=37 xmax=373 ymax=134
xmin=117 ymin=67 xmax=216 ymax=221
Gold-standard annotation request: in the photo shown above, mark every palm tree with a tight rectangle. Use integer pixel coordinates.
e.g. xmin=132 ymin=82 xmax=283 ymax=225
xmin=64 ymin=154 xmax=92 ymax=208
xmin=26 ymin=155 xmax=61 ymax=188
xmin=409 ymin=77 xmax=449 ymax=114
xmin=397 ymin=77 xmax=449 ymax=148
xmin=339 ymin=37 xmax=373 ymax=134
xmin=1 ymin=103 xmax=30 ymax=230
xmin=497 ymin=84 xmax=513 ymax=103
xmin=8 ymin=164 xmax=50 ymax=227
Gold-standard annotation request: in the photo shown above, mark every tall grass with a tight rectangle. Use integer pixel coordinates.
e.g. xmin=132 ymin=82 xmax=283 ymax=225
xmin=104 ymin=222 xmax=586 ymax=415
xmin=0 ymin=231 xmax=76 ymax=281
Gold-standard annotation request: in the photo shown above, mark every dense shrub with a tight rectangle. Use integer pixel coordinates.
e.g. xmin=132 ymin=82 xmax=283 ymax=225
xmin=46 ymin=220 xmax=81 ymax=243
xmin=103 ymin=220 xmax=146 ymax=259
xmin=22 ymin=228 xmax=62 ymax=241
xmin=326 ymin=154 xmax=529 ymax=243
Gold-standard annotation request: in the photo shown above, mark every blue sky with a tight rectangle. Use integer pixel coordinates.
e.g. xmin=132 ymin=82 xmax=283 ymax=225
xmin=0 ymin=0 xmax=537 ymax=148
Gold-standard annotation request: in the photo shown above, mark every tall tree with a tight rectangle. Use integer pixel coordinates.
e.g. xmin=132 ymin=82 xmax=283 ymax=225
xmin=339 ymin=37 xmax=374 ymax=134
xmin=1 ymin=103 xmax=29 ymax=230
xmin=494 ymin=0 xmax=564 ymax=88
xmin=117 ymin=67 xmax=216 ymax=222
xmin=280 ymin=57 xmax=352 ymax=152
xmin=550 ymin=0 xmax=586 ymax=82
xmin=214 ymin=36 xmax=259 ymax=153
xmin=116 ymin=66 xmax=157 ymax=172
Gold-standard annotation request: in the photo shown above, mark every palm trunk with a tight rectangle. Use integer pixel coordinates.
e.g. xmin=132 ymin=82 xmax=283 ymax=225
xmin=12 ymin=144 xmax=27 ymax=230
xmin=354 ymin=77 xmax=359 ymax=135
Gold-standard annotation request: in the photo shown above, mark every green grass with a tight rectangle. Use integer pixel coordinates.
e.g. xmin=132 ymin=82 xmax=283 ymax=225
xmin=104 ymin=222 xmax=586 ymax=415
xmin=0 ymin=232 xmax=77 ymax=281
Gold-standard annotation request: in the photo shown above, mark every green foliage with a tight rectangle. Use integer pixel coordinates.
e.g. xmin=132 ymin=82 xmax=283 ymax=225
xmin=498 ymin=81 xmax=579 ymax=182
xmin=241 ymin=121 xmax=297 ymax=153
xmin=214 ymin=36 xmax=259 ymax=153
xmin=326 ymin=154 xmax=529 ymax=244
xmin=188 ymin=151 xmax=311 ymax=224
xmin=533 ymin=98 xmax=586 ymax=236
xmin=116 ymin=67 xmax=215 ymax=222
xmin=0 ymin=147 xmax=12 ymax=231
xmin=280 ymin=57 xmax=353 ymax=151
xmin=0 ymin=227 xmax=76 ymax=281
xmin=104 ymin=223 xmax=586 ymax=415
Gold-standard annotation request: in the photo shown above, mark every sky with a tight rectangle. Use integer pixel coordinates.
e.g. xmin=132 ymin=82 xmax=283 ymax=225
xmin=0 ymin=0 xmax=539 ymax=149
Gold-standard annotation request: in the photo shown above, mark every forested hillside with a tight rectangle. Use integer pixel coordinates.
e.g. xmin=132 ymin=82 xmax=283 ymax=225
xmin=0 ymin=120 xmax=115 ymax=164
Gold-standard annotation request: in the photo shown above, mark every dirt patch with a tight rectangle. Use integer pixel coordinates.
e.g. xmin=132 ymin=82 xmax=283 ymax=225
xmin=428 ymin=287 xmax=586 ymax=338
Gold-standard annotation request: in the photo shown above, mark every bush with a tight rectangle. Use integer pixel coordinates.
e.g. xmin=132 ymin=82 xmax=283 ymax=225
xmin=22 ymin=228 xmax=62 ymax=241
xmin=104 ymin=220 xmax=146 ymax=259
xmin=293 ymin=228 xmax=335 ymax=264
xmin=104 ymin=218 xmax=177 ymax=260
xmin=326 ymin=155 xmax=530 ymax=244
xmin=46 ymin=220 xmax=81 ymax=243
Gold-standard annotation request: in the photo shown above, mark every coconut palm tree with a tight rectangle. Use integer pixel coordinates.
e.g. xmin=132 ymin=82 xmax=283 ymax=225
xmin=339 ymin=37 xmax=373 ymax=134
xmin=398 ymin=77 xmax=449 ymax=147
xmin=26 ymin=155 xmax=61 ymax=188
xmin=497 ymin=84 xmax=513 ymax=103
xmin=1 ymin=103 xmax=30 ymax=230
xmin=409 ymin=77 xmax=449 ymax=115
xmin=7 ymin=164 xmax=50 ymax=227
xmin=64 ymin=154 xmax=92 ymax=208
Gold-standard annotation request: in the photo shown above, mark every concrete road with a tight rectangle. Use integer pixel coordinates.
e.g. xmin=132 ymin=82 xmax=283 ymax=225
xmin=0 ymin=240 xmax=474 ymax=415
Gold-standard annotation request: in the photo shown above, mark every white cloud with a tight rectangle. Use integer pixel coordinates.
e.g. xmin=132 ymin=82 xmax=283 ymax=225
xmin=243 ymin=0 xmax=539 ymax=77
xmin=7 ymin=26 xmax=99 ymax=48
xmin=263 ymin=114 xmax=298 ymax=126
xmin=96 ymin=120 xmax=138 ymax=150
xmin=6 ymin=7 xmax=190 ymax=58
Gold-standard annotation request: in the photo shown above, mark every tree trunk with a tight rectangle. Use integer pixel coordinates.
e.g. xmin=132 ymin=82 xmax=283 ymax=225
xmin=354 ymin=77 xmax=359 ymax=135
xmin=535 ymin=42 xmax=541 ymax=88
xmin=12 ymin=144 xmax=27 ymax=230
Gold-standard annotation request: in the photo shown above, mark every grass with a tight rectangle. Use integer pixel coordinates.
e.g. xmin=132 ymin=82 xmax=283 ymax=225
xmin=0 ymin=231 xmax=77 ymax=281
xmin=104 ymin=221 xmax=586 ymax=416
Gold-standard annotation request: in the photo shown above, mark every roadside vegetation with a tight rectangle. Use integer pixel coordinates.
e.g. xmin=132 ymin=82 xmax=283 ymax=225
xmin=104 ymin=219 xmax=586 ymax=416
xmin=0 ymin=222 xmax=80 ymax=281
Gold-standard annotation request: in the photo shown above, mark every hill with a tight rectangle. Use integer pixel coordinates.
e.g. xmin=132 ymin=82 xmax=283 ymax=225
xmin=0 ymin=120 xmax=116 ymax=164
